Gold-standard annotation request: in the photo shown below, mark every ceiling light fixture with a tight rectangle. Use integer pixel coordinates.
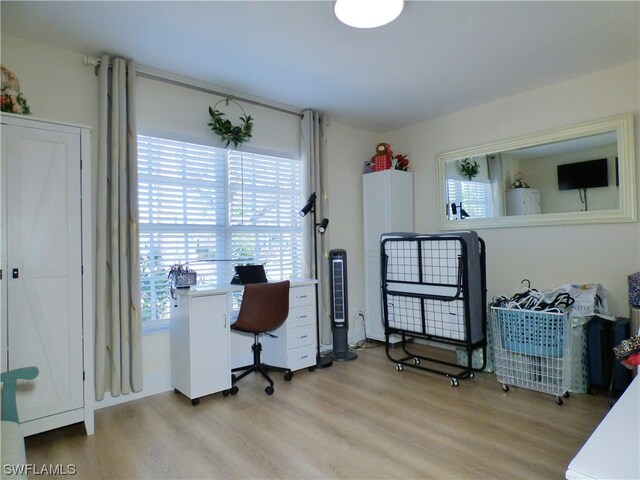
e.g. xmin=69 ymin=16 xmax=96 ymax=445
xmin=334 ymin=0 xmax=404 ymax=29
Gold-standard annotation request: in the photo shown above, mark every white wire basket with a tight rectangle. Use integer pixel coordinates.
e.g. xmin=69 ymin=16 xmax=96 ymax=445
xmin=491 ymin=306 xmax=572 ymax=405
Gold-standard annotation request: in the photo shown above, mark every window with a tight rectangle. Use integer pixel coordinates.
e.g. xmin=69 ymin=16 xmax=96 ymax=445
xmin=138 ymin=135 xmax=303 ymax=331
xmin=446 ymin=179 xmax=494 ymax=219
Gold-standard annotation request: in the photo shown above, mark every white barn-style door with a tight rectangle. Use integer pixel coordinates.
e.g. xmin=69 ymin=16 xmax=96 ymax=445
xmin=3 ymin=122 xmax=84 ymax=423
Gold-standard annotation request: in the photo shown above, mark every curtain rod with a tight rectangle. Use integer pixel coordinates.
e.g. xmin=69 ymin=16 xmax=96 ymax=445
xmin=83 ymin=55 xmax=303 ymax=118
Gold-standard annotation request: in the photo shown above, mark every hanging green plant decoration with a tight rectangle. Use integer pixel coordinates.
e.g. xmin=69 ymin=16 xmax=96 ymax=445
xmin=459 ymin=158 xmax=480 ymax=180
xmin=207 ymin=99 xmax=253 ymax=148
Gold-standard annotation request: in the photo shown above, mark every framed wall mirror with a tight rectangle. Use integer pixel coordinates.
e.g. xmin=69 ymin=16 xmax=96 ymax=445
xmin=436 ymin=113 xmax=636 ymax=229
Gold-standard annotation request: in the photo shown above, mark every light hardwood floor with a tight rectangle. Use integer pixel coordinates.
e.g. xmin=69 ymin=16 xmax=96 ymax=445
xmin=25 ymin=343 xmax=611 ymax=479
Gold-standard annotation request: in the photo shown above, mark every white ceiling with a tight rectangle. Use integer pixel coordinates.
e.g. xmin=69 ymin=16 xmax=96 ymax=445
xmin=1 ymin=1 xmax=639 ymax=132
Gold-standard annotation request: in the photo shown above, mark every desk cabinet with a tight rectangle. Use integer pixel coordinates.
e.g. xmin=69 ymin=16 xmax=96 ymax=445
xmin=170 ymin=291 xmax=231 ymax=404
xmin=262 ymin=285 xmax=317 ymax=371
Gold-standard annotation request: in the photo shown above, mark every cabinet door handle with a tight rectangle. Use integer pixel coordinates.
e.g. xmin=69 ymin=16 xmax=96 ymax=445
xmin=223 ymin=314 xmax=227 ymax=328
xmin=298 ymin=335 xmax=308 ymax=339
xmin=297 ymin=315 xmax=307 ymax=319
xmin=297 ymin=295 xmax=307 ymax=299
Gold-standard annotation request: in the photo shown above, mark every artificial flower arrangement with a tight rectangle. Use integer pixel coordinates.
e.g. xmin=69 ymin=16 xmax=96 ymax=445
xmin=364 ymin=142 xmax=410 ymax=173
xmin=511 ymin=171 xmax=530 ymax=188
xmin=459 ymin=158 xmax=479 ymax=180
xmin=1 ymin=66 xmax=31 ymax=115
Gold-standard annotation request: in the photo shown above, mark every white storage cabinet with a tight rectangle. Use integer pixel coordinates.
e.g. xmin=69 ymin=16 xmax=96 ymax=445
xmin=1 ymin=113 xmax=94 ymax=435
xmin=505 ymin=188 xmax=541 ymax=216
xmin=363 ymin=170 xmax=413 ymax=342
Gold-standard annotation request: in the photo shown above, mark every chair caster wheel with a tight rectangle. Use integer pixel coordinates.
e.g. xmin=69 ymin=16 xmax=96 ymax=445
xmin=230 ymin=386 xmax=239 ymax=395
xmin=223 ymin=389 xmax=230 ymax=397
xmin=265 ymin=386 xmax=274 ymax=395
xmin=284 ymin=371 xmax=293 ymax=381
xmin=450 ymin=378 xmax=459 ymax=387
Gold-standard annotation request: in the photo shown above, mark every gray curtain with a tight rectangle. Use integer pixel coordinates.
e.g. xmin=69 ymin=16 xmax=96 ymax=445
xmin=301 ymin=110 xmax=332 ymax=346
xmin=95 ymin=55 xmax=143 ymax=400
xmin=487 ymin=154 xmax=505 ymax=217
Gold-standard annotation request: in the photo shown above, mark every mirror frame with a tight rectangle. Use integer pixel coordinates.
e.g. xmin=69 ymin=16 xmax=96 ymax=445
xmin=436 ymin=113 xmax=636 ymax=229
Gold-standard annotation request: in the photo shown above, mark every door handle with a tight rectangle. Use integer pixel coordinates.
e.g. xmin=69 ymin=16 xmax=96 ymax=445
xmin=12 ymin=268 xmax=18 ymax=279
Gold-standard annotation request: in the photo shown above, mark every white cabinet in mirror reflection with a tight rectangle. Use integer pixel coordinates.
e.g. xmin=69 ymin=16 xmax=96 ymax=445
xmin=506 ymin=188 xmax=541 ymax=216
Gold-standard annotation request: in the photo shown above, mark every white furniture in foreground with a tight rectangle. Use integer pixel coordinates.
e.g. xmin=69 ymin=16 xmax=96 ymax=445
xmin=565 ymin=375 xmax=639 ymax=479
xmin=170 ymin=279 xmax=317 ymax=404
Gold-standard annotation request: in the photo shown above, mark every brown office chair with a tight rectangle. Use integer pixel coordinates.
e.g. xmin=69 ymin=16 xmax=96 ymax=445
xmin=231 ymin=280 xmax=292 ymax=395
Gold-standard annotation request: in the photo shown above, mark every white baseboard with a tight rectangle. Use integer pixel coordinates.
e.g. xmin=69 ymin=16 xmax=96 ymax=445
xmin=94 ymin=352 xmax=253 ymax=410
xmin=93 ymin=372 xmax=172 ymax=410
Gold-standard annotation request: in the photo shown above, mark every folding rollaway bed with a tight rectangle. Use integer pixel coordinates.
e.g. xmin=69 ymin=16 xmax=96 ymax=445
xmin=381 ymin=231 xmax=486 ymax=386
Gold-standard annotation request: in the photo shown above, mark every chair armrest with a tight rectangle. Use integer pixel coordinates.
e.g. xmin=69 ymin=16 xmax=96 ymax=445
xmin=1 ymin=367 xmax=39 ymax=423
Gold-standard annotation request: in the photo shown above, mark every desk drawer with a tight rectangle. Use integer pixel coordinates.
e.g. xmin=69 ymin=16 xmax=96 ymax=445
xmin=287 ymin=344 xmax=316 ymax=371
xmin=287 ymin=305 xmax=315 ymax=328
xmin=288 ymin=324 xmax=315 ymax=349
xmin=290 ymin=286 xmax=315 ymax=308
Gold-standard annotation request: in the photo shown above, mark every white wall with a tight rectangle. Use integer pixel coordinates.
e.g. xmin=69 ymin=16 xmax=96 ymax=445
xmin=136 ymin=76 xmax=300 ymax=157
xmin=386 ymin=61 xmax=640 ymax=316
xmin=323 ymin=121 xmax=378 ymax=342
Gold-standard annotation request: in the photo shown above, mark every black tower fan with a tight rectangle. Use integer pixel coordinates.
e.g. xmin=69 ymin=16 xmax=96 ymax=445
xmin=329 ymin=249 xmax=357 ymax=361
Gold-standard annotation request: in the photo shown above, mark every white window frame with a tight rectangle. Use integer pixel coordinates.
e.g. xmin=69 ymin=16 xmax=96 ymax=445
xmin=138 ymin=133 xmax=303 ymax=334
xmin=446 ymin=178 xmax=494 ymax=220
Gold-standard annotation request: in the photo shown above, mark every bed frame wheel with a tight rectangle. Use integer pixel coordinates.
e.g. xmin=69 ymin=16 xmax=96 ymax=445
xmin=555 ymin=396 xmax=564 ymax=406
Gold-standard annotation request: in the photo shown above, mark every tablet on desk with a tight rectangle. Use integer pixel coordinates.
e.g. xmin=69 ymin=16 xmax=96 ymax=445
xmin=230 ymin=264 xmax=268 ymax=284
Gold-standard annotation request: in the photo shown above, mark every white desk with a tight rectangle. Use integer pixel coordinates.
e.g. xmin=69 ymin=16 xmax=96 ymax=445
xmin=565 ymin=375 xmax=640 ymax=479
xmin=170 ymin=279 xmax=317 ymax=404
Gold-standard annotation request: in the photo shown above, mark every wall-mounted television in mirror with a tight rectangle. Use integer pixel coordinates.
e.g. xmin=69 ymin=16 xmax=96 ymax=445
xmin=557 ymin=158 xmax=608 ymax=191
xmin=436 ymin=113 xmax=636 ymax=229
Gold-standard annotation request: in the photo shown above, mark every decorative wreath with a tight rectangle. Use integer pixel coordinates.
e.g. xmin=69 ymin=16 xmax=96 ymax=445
xmin=459 ymin=158 xmax=480 ymax=180
xmin=207 ymin=98 xmax=253 ymax=148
